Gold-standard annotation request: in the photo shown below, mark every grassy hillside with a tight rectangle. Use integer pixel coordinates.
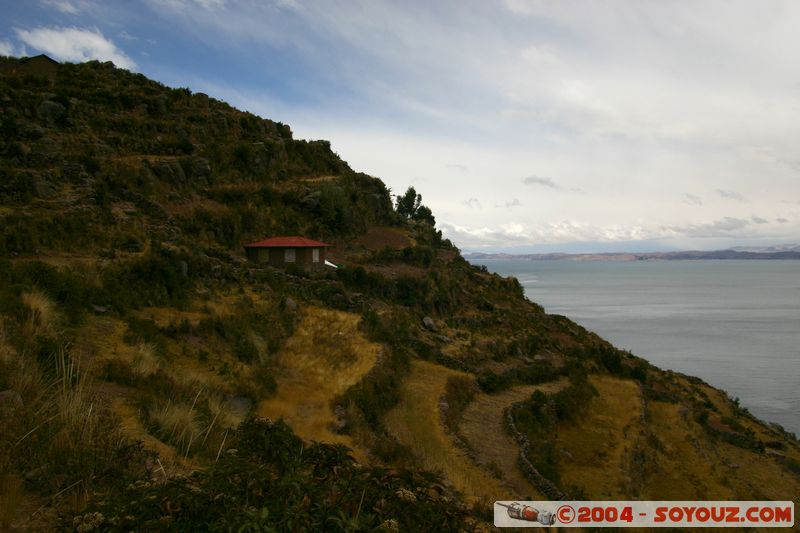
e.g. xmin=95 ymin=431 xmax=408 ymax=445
xmin=0 ymin=56 xmax=798 ymax=531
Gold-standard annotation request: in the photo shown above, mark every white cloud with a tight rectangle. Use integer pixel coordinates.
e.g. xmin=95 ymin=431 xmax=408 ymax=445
xmin=683 ymin=193 xmax=703 ymax=206
xmin=716 ymin=189 xmax=744 ymax=201
xmin=0 ymin=40 xmax=14 ymax=56
xmin=496 ymin=198 xmax=522 ymax=208
xmin=522 ymin=175 xmax=559 ymax=188
xmin=41 ymin=0 xmax=82 ymax=15
xmin=148 ymin=0 xmax=228 ymax=10
xmin=15 ymin=26 xmax=135 ymax=70
xmin=463 ymin=197 xmax=482 ymax=209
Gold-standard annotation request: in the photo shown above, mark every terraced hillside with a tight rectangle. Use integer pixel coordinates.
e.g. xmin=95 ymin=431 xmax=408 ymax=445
xmin=0 ymin=56 xmax=798 ymax=531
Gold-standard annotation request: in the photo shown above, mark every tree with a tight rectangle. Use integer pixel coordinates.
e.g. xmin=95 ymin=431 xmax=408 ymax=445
xmin=396 ymin=186 xmax=421 ymax=219
xmin=396 ymin=186 xmax=436 ymax=226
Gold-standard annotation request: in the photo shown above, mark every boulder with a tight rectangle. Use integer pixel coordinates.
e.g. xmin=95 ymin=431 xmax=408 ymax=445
xmin=422 ymin=316 xmax=438 ymax=331
xmin=0 ymin=390 xmax=23 ymax=415
xmin=284 ymin=297 xmax=298 ymax=312
xmin=37 ymin=100 xmax=65 ymax=126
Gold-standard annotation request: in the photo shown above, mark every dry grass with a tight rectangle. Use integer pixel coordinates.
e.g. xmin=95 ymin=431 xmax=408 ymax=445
xmin=49 ymin=347 xmax=110 ymax=465
xmin=112 ymin=399 xmax=178 ymax=462
xmin=0 ymin=474 xmax=23 ymax=529
xmin=643 ymin=400 xmax=736 ymax=499
xmin=21 ymin=290 xmax=59 ymax=337
xmin=459 ymin=379 xmax=567 ymax=499
xmin=150 ymin=401 xmax=203 ymax=456
xmin=554 ymin=375 xmax=644 ymax=499
xmin=132 ymin=342 xmax=161 ymax=377
xmin=256 ymin=307 xmax=380 ymax=461
xmin=0 ymin=320 xmax=13 ymax=366
xmin=385 ymin=360 xmax=511 ymax=503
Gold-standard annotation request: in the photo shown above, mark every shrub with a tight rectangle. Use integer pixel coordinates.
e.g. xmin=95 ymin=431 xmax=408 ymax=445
xmin=68 ymin=418 xmax=470 ymax=531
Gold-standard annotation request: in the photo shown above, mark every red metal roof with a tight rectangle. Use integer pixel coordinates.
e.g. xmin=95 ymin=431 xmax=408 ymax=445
xmin=244 ymin=236 xmax=331 ymax=248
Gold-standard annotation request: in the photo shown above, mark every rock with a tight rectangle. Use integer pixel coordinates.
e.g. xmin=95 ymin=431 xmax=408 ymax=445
xmin=332 ymin=405 xmax=347 ymax=432
xmin=0 ymin=390 xmax=23 ymax=414
xmin=227 ymin=396 xmax=253 ymax=418
xmin=151 ymin=160 xmax=186 ymax=185
xmin=284 ymin=297 xmax=298 ymax=312
xmin=25 ymin=463 xmax=48 ymax=481
xmin=91 ymin=304 xmax=108 ymax=313
xmin=190 ymin=157 xmax=211 ymax=179
xmin=422 ymin=316 xmax=437 ymax=331
xmin=179 ymin=260 xmax=188 ymax=277
xmin=301 ymin=191 xmax=321 ymax=210
xmin=37 ymin=100 xmax=65 ymax=125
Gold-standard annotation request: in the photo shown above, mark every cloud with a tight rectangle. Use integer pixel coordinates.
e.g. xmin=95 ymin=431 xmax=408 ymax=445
xmin=446 ymin=163 xmax=468 ymax=172
xmin=751 ymin=215 xmax=768 ymax=224
xmin=41 ymin=0 xmax=82 ymax=14
xmin=118 ymin=30 xmax=138 ymax=41
xmin=439 ymin=222 xmax=532 ymax=247
xmin=496 ymin=198 xmax=522 ymax=208
xmin=0 ymin=40 xmax=14 ymax=56
xmin=663 ymin=217 xmax=750 ymax=238
xmin=463 ymin=197 xmax=482 ymax=209
xmin=716 ymin=189 xmax=744 ymax=201
xmin=682 ymin=193 xmax=703 ymax=206
xmin=440 ymin=219 xmax=653 ymax=247
xmin=15 ymin=26 xmax=135 ymax=70
xmin=776 ymin=217 xmax=790 ymax=224
xmin=522 ymin=175 xmax=559 ymax=188
xmin=148 ymin=0 xmax=228 ymax=10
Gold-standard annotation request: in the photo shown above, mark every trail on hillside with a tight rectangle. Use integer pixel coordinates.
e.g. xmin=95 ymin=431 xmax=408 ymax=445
xmin=459 ymin=379 xmax=567 ymax=499
xmin=256 ymin=307 xmax=379 ymax=461
xmin=385 ymin=360 xmax=511 ymax=503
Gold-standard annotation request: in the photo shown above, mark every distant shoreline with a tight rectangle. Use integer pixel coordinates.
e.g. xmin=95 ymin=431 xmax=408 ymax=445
xmin=464 ymin=250 xmax=800 ymax=261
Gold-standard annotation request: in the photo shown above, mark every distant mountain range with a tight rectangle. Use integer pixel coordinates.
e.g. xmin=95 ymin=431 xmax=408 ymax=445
xmin=465 ymin=245 xmax=800 ymax=261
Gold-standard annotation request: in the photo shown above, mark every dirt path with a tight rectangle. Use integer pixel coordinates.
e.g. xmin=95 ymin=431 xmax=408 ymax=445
xmin=385 ymin=360 xmax=511 ymax=503
xmin=459 ymin=379 xmax=567 ymax=499
xmin=256 ymin=307 xmax=379 ymax=462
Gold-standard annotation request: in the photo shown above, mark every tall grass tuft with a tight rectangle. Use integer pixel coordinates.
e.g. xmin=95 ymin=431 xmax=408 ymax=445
xmin=132 ymin=342 xmax=161 ymax=377
xmin=150 ymin=401 xmax=203 ymax=456
xmin=21 ymin=290 xmax=59 ymax=338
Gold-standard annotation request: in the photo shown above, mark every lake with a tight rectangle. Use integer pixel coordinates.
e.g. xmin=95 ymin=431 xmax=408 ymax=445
xmin=472 ymin=258 xmax=800 ymax=436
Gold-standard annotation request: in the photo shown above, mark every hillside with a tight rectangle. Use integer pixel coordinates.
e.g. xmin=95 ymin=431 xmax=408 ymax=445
xmin=0 ymin=56 xmax=798 ymax=531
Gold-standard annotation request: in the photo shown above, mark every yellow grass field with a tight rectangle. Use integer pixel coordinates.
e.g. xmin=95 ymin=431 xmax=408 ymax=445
xmin=644 ymin=399 xmax=800 ymax=501
xmin=256 ymin=307 xmax=379 ymax=461
xmin=385 ymin=359 xmax=511 ymax=503
xmin=555 ymin=375 xmax=644 ymax=498
xmin=459 ymin=379 xmax=567 ymax=499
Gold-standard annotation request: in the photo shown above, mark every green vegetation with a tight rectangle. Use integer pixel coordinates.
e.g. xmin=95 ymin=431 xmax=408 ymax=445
xmin=68 ymin=418 xmax=470 ymax=532
xmin=510 ymin=368 xmax=598 ymax=484
xmin=396 ymin=186 xmax=435 ymax=226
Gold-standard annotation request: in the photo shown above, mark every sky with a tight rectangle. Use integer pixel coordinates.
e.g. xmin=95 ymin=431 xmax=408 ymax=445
xmin=2 ymin=0 xmax=799 ymax=252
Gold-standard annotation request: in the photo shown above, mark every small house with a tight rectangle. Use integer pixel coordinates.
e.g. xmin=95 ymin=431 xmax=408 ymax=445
xmin=244 ymin=236 xmax=331 ymax=269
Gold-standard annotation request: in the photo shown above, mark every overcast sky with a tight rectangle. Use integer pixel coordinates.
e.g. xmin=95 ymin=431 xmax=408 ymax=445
xmin=3 ymin=0 xmax=799 ymax=252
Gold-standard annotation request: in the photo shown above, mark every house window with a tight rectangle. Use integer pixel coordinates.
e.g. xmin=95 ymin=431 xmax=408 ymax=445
xmin=284 ymin=248 xmax=296 ymax=262
xmin=312 ymin=248 xmax=320 ymax=263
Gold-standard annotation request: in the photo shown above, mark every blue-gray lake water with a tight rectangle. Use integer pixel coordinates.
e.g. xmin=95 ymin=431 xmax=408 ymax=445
xmin=473 ymin=259 xmax=800 ymax=436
